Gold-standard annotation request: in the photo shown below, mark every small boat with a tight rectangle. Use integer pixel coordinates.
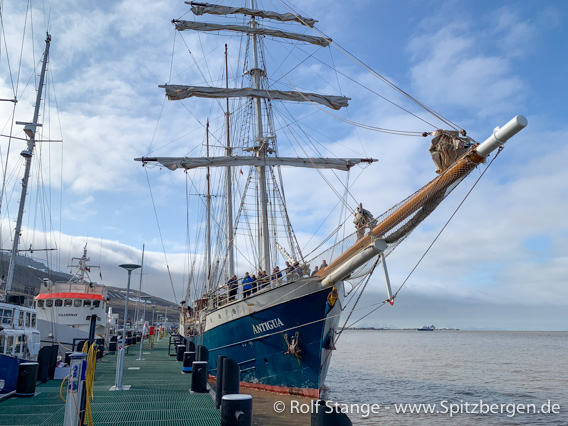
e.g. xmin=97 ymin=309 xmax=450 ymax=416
xmin=418 ymin=325 xmax=435 ymax=331
xmin=0 ymin=301 xmax=40 ymax=393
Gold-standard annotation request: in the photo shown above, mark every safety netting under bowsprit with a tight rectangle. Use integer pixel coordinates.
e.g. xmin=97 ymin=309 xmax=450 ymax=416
xmin=308 ymin=154 xmax=478 ymax=280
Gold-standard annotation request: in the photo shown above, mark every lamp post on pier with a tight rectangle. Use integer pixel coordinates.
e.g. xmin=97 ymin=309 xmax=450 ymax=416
xmin=111 ymin=263 xmax=141 ymax=391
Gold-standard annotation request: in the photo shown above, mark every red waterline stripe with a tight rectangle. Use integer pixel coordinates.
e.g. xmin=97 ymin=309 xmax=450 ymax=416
xmin=209 ymin=375 xmax=319 ymax=398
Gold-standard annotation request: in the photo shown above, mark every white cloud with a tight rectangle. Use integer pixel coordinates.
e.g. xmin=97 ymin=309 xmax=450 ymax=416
xmin=1 ymin=0 xmax=565 ymax=331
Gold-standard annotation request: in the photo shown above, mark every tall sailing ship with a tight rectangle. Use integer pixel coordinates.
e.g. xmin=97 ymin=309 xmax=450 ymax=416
xmin=137 ymin=1 xmax=527 ymax=397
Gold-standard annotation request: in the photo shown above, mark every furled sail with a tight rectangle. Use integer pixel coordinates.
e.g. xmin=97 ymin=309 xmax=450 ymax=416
xmin=173 ymin=20 xmax=331 ymax=47
xmin=188 ymin=2 xmax=318 ymax=28
xmin=135 ymin=156 xmax=376 ymax=172
xmin=161 ymin=85 xmax=350 ymax=110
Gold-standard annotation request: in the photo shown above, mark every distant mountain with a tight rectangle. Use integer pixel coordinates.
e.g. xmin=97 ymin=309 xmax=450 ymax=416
xmin=0 ymin=252 xmax=179 ymax=324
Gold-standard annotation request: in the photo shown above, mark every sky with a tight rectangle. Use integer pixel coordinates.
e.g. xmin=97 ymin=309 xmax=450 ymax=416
xmin=0 ymin=0 xmax=566 ymax=331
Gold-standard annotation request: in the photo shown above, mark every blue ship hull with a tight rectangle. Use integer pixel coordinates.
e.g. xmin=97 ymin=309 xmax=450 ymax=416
xmin=188 ymin=280 xmax=343 ymax=397
xmin=0 ymin=354 xmax=21 ymax=394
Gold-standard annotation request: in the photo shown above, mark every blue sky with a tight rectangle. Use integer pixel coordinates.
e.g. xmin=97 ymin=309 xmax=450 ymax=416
xmin=0 ymin=0 xmax=566 ymax=330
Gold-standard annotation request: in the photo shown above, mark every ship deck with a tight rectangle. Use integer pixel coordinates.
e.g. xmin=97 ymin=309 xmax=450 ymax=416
xmin=0 ymin=335 xmax=220 ymax=425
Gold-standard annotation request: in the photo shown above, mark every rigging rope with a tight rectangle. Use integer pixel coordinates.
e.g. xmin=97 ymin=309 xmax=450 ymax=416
xmin=276 ymin=0 xmax=464 ymax=133
xmin=144 ymin=168 xmax=179 ymax=304
xmin=336 ymin=258 xmax=379 ymax=338
xmin=392 ymin=147 xmax=504 ymax=299
xmin=340 ymin=147 xmax=504 ymax=332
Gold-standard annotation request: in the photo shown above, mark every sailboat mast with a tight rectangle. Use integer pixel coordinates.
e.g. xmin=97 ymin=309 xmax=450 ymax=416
xmin=225 ymin=44 xmax=235 ymax=279
xmin=250 ymin=1 xmax=271 ymax=274
xmin=5 ymin=33 xmax=51 ymax=298
xmin=206 ymin=120 xmax=212 ymax=293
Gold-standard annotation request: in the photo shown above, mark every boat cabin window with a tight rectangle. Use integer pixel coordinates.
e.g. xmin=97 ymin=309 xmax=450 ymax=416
xmin=46 ymin=300 xmax=54 ymax=307
xmin=6 ymin=336 xmax=14 ymax=355
xmin=55 ymin=299 xmax=63 ymax=307
xmin=64 ymin=299 xmax=72 ymax=307
xmin=18 ymin=311 xmax=24 ymax=327
xmin=93 ymin=300 xmax=100 ymax=308
xmin=37 ymin=300 xmax=44 ymax=308
xmin=25 ymin=312 xmax=31 ymax=327
xmin=0 ymin=335 xmax=4 ymax=354
xmin=83 ymin=300 xmax=91 ymax=307
xmin=15 ymin=335 xmax=23 ymax=355
xmin=74 ymin=300 xmax=82 ymax=307
xmin=1 ymin=308 xmax=13 ymax=324
xmin=31 ymin=314 xmax=36 ymax=328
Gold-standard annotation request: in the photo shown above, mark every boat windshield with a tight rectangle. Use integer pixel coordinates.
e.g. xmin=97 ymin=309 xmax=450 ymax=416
xmin=0 ymin=308 xmax=13 ymax=325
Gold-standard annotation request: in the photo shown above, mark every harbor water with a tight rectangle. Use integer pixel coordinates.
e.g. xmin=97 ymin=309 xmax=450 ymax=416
xmin=252 ymin=330 xmax=567 ymax=425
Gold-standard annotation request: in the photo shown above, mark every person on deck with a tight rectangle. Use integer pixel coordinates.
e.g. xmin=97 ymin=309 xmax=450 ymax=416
xmin=320 ymin=260 xmax=328 ymax=270
xmin=242 ymin=272 xmax=254 ymax=298
xmin=311 ymin=265 xmax=319 ymax=276
xmin=294 ymin=262 xmax=302 ymax=279
xmin=251 ymin=274 xmax=258 ymax=294
xmin=260 ymin=270 xmax=269 ymax=289
xmin=284 ymin=261 xmax=293 ymax=282
xmin=227 ymin=275 xmax=238 ymax=301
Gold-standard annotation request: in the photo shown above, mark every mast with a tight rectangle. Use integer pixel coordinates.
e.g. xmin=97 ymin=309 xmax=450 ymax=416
xmin=206 ymin=120 xmax=212 ymax=292
xmin=139 ymin=3 xmax=367 ymax=281
xmin=250 ymin=0 xmax=271 ymax=274
xmin=225 ymin=44 xmax=235 ymax=279
xmin=5 ymin=33 xmax=51 ymax=298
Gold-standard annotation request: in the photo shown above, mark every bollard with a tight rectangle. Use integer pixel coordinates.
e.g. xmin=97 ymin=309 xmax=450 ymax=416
xmin=197 ymin=345 xmax=209 ymax=362
xmin=37 ymin=347 xmax=52 ymax=383
xmin=311 ymin=400 xmax=352 ymax=426
xmin=15 ymin=362 xmax=39 ymax=397
xmin=176 ymin=345 xmax=186 ymax=362
xmin=190 ymin=361 xmax=208 ymax=393
xmin=215 ymin=355 xmax=227 ymax=409
xmin=48 ymin=345 xmax=59 ymax=380
xmin=221 ymin=394 xmax=252 ymax=426
xmin=182 ymin=351 xmax=195 ymax=373
xmin=97 ymin=343 xmax=104 ymax=360
xmin=222 ymin=358 xmax=240 ymax=396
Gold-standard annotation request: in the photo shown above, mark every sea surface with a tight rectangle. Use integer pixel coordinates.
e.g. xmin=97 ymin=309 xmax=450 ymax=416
xmin=252 ymin=330 xmax=567 ymax=425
